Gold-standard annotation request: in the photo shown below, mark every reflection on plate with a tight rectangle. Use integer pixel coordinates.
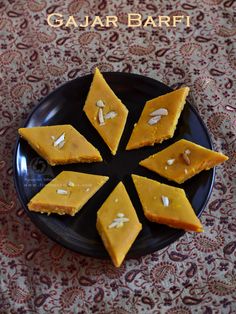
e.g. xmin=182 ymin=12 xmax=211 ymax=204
xmin=13 ymin=73 xmax=214 ymax=258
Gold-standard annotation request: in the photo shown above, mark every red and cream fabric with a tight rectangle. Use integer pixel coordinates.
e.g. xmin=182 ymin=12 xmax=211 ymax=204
xmin=0 ymin=0 xmax=235 ymax=313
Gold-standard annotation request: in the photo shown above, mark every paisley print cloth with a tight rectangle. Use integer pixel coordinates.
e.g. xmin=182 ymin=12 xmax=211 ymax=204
xmin=0 ymin=0 xmax=235 ymax=313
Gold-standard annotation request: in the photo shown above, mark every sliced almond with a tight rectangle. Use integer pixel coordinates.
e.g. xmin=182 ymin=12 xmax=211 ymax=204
xmin=182 ymin=152 xmax=190 ymax=165
xmin=167 ymin=158 xmax=175 ymax=165
xmin=104 ymin=111 xmax=117 ymax=120
xmin=121 ymin=217 xmax=129 ymax=222
xmin=54 ymin=133 xmax=65 ymax=147
xmin=56 ymin=189 xmax=68 ymax=195
xmin=116 ymin=221 xmax=124 ymax=228
xmin=117 ymin=213 xmax=124 ymax=218
xmin=108 ymin=222 xmax=118 ymax=229
xmin=161 ymin=195 xmax=169 ymax=207
xmin=98 ymin=108 xmax=105 ymax=125
xmin=150 ymin=108 xmax=168 ymax=116
xmin=96 ymin=100 xmax=105 ymax=108
xmin=108 ymin=213 xmax=129 ymax=229
xmin=148 ymin=115 xmax=161 ymax=125
xmin=114 ymin=217 xmax=129 ymax=223
xmin=114 ymin=218 xmax=125 ymax=222
xmin=57 ymin=140 xmax=65 ymax=149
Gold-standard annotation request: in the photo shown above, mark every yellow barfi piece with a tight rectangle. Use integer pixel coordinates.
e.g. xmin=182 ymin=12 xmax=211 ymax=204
xmin=140 ymin=139 xmax=228 ymax=184
xmin=126 ymin=87 xmax=189 ymax=150
xmin=96 ymin=182 xmax=142 ymax=267
xmin=28 ymin=171 xmax=109 ymax=216
xmin=83 ymin=68 xmax=128 ymax=155
xmin=18 ymin=125 xmax=102 ymax=166
xmin=132 ymin=175 xmax=203 ymax=232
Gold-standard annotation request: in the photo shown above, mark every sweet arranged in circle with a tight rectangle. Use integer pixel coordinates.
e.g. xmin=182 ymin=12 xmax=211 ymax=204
xmin=28 ymin=171 xmax=109 ymax=216
xmin=19 ymin=124 xmax=102 ymax=165
xmin=16 ymin=69 xmax=228 ymax=267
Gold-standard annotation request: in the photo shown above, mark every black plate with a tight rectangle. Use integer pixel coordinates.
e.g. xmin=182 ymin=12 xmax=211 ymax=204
xmin=14 ymin=73 xmax=215 ymax=258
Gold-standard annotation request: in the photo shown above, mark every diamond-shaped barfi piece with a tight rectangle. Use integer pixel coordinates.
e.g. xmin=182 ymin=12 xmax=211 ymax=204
xmin=83 ymin=68 xmax=128 ymax=155
xmin=18 ymin=125 xmax=102 ymax=166
xmin=132 ymin=175 xmax=203 ymax=232
xmin=28 ymin=171 xmax=109 ymax=216
xmin=140 ymin=139 xmax=228 ymax=184
xmin=96 ymin=182 xmax=142 ymax=267
xmin=126 ymin=87 xmax=189 ymax=150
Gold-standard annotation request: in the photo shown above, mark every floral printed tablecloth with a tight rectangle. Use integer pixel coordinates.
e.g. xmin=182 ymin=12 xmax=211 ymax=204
xmin=0 ymin=0 xmax=235 ymax=313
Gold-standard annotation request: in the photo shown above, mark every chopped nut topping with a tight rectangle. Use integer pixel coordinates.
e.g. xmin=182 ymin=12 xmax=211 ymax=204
xmin=51 ymin=135 xmax=55 ymax=140
xmin=108 ymin=222 xmax=118 ymax=229
xmin=150 ymin=108 xmax=168 ymax=116
xmin=114 ymin=217 xmax=129 ymax=223
xmin=67 ymin=181 xmax=75 ymax=187
xmin=56 ymin=189 xmax=68 ymax=195
xmin=57 ymin=140 xmax=65 ymax=149
xmin=182 ymin=152 xmax=191 ymax=165
xmin=115 ymin=222 xmax=124 ymax=228
xmin=85 ymin=188 xmax=90 ymax=192
xmin=96 ymin=100 xmax=105 ymax=108
xmin=184 ymin=168 xmax=188 ymax=174
xmin=117 ymin=213 xmax=124 ymax=218
xmin=167 ymin=158 xmax=175 ymax=165
xmin=104 ymin=111 xmax=117 ymax=120
xmin=148 ymin=107 xmax=168 ymax=125
xmin=185 ymin=149 xmax=191 ymax=155
xmin=161 ymin=195 xmax=169 ymax=207
xmin=53 ymin=133 xmax=65 ymax=148
xmin=108 ymin=213 xmax=129 ymax=229
xmin=98 ymin=108 xmax=105 ymax=125
xmin=148 ymin=115 xmax=161 ymax=125
xmin=114 ymin=198 xmax=119 ymax=203
xmin=164 ymin=166 xmax=168 ymax=170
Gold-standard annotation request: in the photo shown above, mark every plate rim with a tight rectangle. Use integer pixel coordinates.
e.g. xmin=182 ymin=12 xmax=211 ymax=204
xmin=13 ymin=72 xmax=216 ymax=258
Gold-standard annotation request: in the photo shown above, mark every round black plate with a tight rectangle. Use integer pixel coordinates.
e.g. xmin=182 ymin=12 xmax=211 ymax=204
xmin=14 ymin=73 xmax=215 ymax=258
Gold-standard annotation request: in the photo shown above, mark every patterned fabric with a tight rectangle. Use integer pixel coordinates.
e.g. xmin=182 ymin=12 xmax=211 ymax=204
xmin=0 ymin=0 xmax=235 ymax=313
